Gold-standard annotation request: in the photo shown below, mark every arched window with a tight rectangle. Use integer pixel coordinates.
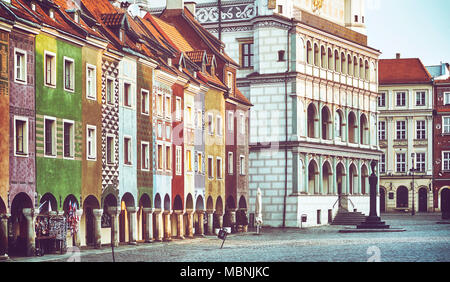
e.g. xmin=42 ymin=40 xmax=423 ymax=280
xmin=314 ymin=44 xmax=319 ymax=67
xmin=321 ymin=46 xmax=326 ymax=68
xmin=328 ymin=48 xmax=333 ymax=70
xmin=307 ymin=41 xmax=313 ymax=64
xmin=353 ymin=56 xmax=358 ymax=77
xmin=347 ymin=54 xmax=352 ymax=75
xmin=359 ymin=58 xmax=364 ymax=79
xmin=365 ymin=60 xmax=370 ymax=80
xmin=334 ymin=50 xmax=339 ymax=72
xmin=341 ymin=52 xmax=346 ymax=74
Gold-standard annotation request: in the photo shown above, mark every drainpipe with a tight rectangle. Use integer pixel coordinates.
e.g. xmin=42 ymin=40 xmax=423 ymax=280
xmin=218 ymin=0 xmax=222 ymax=42
xmin=282 ymin=19 xmax=294 ymax=228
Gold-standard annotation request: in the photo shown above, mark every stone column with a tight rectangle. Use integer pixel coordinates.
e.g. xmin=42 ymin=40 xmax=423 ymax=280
xmin=22 ymin=208 xmax=38 ymax=257
xmin=195 ymin=210 xmax=205 ymax=237
xmin=92 ymin=209 xmax=103 ymax=249
xmin=108 ymin=207 xmax=120 ymax=247
xmin=127 ymin=207 xmax=137 ymax=245
xmin=0 ymin=214 xmax=10 ymax=257
xmin=206 ymin=210 xmax=214 ymax=235
xmin=74 ymin=209 xmax=83 ymax=247
xmin=163 ymin=210 xmax=172 ymax=241
xmin=229 ymin=209 xmax=237 ymax=233
xmin=185 ymin=209 xmax=194 ymax=238
xmin=153 ymin=209 xmax=162 ymax=242
xmin=174 ymin=210 xmax=184 ymax=239
xmin=142 ymin=208 xmax=153 ymax=243
xmin=216 ymin=212 xmax=224 ymax=230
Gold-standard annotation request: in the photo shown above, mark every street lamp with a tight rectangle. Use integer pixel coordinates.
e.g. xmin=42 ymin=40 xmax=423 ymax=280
xmin=410 ymin=153 xmax=416 ymax=216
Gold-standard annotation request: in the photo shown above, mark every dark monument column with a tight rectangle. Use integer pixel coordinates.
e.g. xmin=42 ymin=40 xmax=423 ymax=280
xmin=357 ymin=161 xmax=390 ymax=229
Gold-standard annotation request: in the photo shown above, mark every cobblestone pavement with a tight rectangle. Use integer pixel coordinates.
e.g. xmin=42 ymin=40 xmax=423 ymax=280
xmin=7 ymin=214 xmax=450 ymax=262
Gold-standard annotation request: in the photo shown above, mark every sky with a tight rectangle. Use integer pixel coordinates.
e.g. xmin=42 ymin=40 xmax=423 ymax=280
xmin=148 ymin=0 xmax=450 ymax=66
xmin=366 ymin=0 xmax=449 ymax=66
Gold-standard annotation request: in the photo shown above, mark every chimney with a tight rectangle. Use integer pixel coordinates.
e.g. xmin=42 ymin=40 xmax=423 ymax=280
xmin=167 ymin=0 xmax=184 ymax=10
xmin=185 ymin=1 xmax=196 ymax=15
xmin=396 ymin=53 xmax=401 ymax=59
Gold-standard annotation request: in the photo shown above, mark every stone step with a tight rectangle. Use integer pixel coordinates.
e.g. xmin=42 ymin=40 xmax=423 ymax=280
xmin=332 ymin=211 xmax=367 ymax=226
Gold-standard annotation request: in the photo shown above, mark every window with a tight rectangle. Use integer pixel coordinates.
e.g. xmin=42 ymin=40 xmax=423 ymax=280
xmin=443 ymin=151 xmax=450 ymax=171
xmin=196 ymin=110 xmax=202 ymax=129
xmin=277 ymin=5 xmax=283 ymax=14
xmin=443 ymin=117 xmax=450 ymax=134
xmin=444 ymin=92 xmax=450 ymax=105
xmin=86 ymin=65 xmax=96 ymax=99
xmin=378 ymin=121 xmax=386 ymax=140
xmin=216 ymin=115 xmax=222 ymax=136
xmin=124 ymin=136 xmax=132 ymax=165
xmin=208 ymin=113 xmax=214 ymax=135
xmin=123 ymin=83 xmax=132 ymax=107
xmin=378 ymin=92 xmax=386 ymax=107
xmin=14 ymin=49 xmax=27 ymax=83
xmin=87 ymin=125 xmax=96 ymax=160
xmin=64 ymin=57 xmax=75 ymax=92
xmin=186 ymin=106 xmax=192 ymax=125
xmin=175 ymin=97 xmax=181 ymax=121
xmin=396 ymin=92 xmax=406 ymax=107
xmin=416 ymin=153 xmax=426 ymax=172
xmin=45 ymin=51 xmax=56 ymax=87
xmin=241 ymin=42 xmax=253 ymax=68
xmin=240 ymin=155 xmax=246 ymax=175
xmin=176 ymin=146 xmax=182 ymax=175
xmin=380 ymin=154 xmax=386 ymax=173
xmin=14 ymin=117 xmax=28 ymax=156
xmin=141 ymin=142 xmax=149 ymax=171
xmin=165 ymin=96 xmax=171 ymax=119
xmin=278 ymin=50 xmax=285 ymax=62
xmin=228 ymin=111 xmax=234 ymax=132
xmin=416 ymin=91 xmax=426 ymax=106
xmin=396 ymin=153 xmax=406 ymax=173
xmin=165 ymin=145 xmax=171 ymax=171
xmin=63 ymin=121 xmax=74 ymax=158
xmin=396 ymin=121 xmax=406 ymax=140
xmin=157 ymin=144 xmax=163 ymax=170
xmin=216 ymin=158 xmax=222 ymax=179
xmin=227 ymin=72 xmax=233 ymax=94
xmin=197 ymin=152 xmax=203 ymax=173
xmin=44 ymin=118 xmax=56 ymax=156
xmin=208 ymin=156 xmax=213 ymax=179
xmin=157 ymin=94 xmax=163 ymax=116
xmin=186 ymin=150 xmax=192 ymax=172
xmin=49 ymin=8 xmax=54 ymax=19
xmin=228 ymin=152 xmax=233 ymax=174
xmin=106 ymin=78 xmax=114 ymax=105
xmin=106 ymin=135 xmax=115 ymax=164
xmin=354 ymin=15 xmax=358 ymax=22
xmin=141 ymin=89 xmax=149 ymax=115
xmin=240 ymin=113 xmax=245 ymax=135
xmin=416 ymin=120 xmax=426 ymax=140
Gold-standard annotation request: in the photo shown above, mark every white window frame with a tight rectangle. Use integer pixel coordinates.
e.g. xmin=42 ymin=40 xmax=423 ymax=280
xmin=123 ymin=136 xmax=133 ymax=166
xmin=123 ymin=82 xmax=133 ymax=108
xmin=86 ymin=64 xmax=96 ymax=100
xmin=164 ymin=95 xmax=171 ymax=120
xmin=380 ymin=154 xmax=386 ymax=173
xmin=378 ymin=92 xmax=386 ymax=107
xmin=197 ymin=152 xmax=203 ymax=173
xmin=157 ymin=143 xmax=163 ymax=171
xmin=106 ymin=134 xmax=115 ymax=165
xmin=443 ymin=116 xmax=450 ymax=134
xmin=396 ymin=153 xmax=406 ymax=173
xmin=157 ymin=94 xmax=163 ymax=117
xmin=44 ymin=51 xmax=56 ymax=88
xmin=396 ymin=91 xmax=406 ymax=107
xmin=416 ymin=91 xmax=426 ymax=106
xmin=443 ymin=151 xmax=450 ymax=171
xmin=208 ymin=113 xmax=214 ymax=135
xmin=63 ymin=56 xmax=75 ymax=93
xmin=165 ymin=145 xmax=171 ymax=172
xmin=186 ymin=149 xmax=193 ymax=173
xmin=227 ymin=71 xmax=233 ymax=94
xmin=14 ymin=116 xmax=29 ymax=157
xmin=208 ymin=155 xmax=214 ymax=179
xmin=106 ymin=77 xmax=115 ymax=105
xmin=378 ymin=121 xmax=386 ymax=140
xmin=14 ymin=48 xmax=27 ymax=84
xmin=44 ymin=116 xmax=57 ymax=158
xmin=396 ymin=121 xmax=406 ymax=140
xmin=416 ymin=152 xmax=426 ymax=172
xmin=416 ymin=120 xmax=426 ymax=140
xmin=186 ymin=106 xmax=192 ymax=126
xmin=141 ymin=141 xmax=150 ymax=171
xmin=175 ymin=146 xmax=182 ymax=175
xmin=227 ymin=111 xmax=234 ymax=132
xmin=240 ymin=155 xmax=246 ymax=175
xmin=228 ymin=152 xmax=233 ymax=175
xmin=444 ymin=92 xmax=450 ymax=105
xmin=196 ymin=109 xmax=202 ymax=129
xmin=141 ymin=89 xmax=150 ymax=115
xmin=62 ymin=119 xmax=75 ymax=160
xmin=216 ymin=115 xmax=222 ymax=136
xmin=175 ymin=97 xmax=182 ymax=121
xmin=86 ymin=125 xmax=97 ymax=161
xmin=216 ymin=157 xmax=222 ymax=179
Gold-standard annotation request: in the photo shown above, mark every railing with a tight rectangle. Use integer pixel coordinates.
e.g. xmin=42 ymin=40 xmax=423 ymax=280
xmin=332 ymin=197 xmax=340 ymax=209
xmin=348 ymin=198 xmax=355 ymax=210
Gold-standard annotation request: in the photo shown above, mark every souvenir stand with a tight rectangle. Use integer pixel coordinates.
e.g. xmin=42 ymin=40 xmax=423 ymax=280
xmin=35 ymin=214 xmax=67 ymax=255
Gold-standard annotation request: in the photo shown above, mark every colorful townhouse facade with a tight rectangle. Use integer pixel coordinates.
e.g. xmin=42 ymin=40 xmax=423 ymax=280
xmin=0 ymin=0 xmax=251 ymax=257
xmin=378 ymin=56 xmax=434 ymax=214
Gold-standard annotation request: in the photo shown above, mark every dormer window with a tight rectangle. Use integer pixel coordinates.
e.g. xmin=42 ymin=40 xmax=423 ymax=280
xmin=119 ymin=30 xmax=123 ymax=42
xmin=31 ymin=2 xmax=36 ymax=11
xmin=168 ymin=58 xmax=172 ymax=67
xmin=74 ymin=12 xmax=80 ymax=23
xmin=49 ymin=9 xmax=55 ymax=20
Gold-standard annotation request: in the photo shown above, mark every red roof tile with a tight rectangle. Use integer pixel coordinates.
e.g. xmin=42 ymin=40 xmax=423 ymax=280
xmin=379 ymin=58 xmax=432 ymax=85
xmin=186 ymin=50 xmax=206 ymax=63
xmin=101 ymin=13 xmax=125 ymax=28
